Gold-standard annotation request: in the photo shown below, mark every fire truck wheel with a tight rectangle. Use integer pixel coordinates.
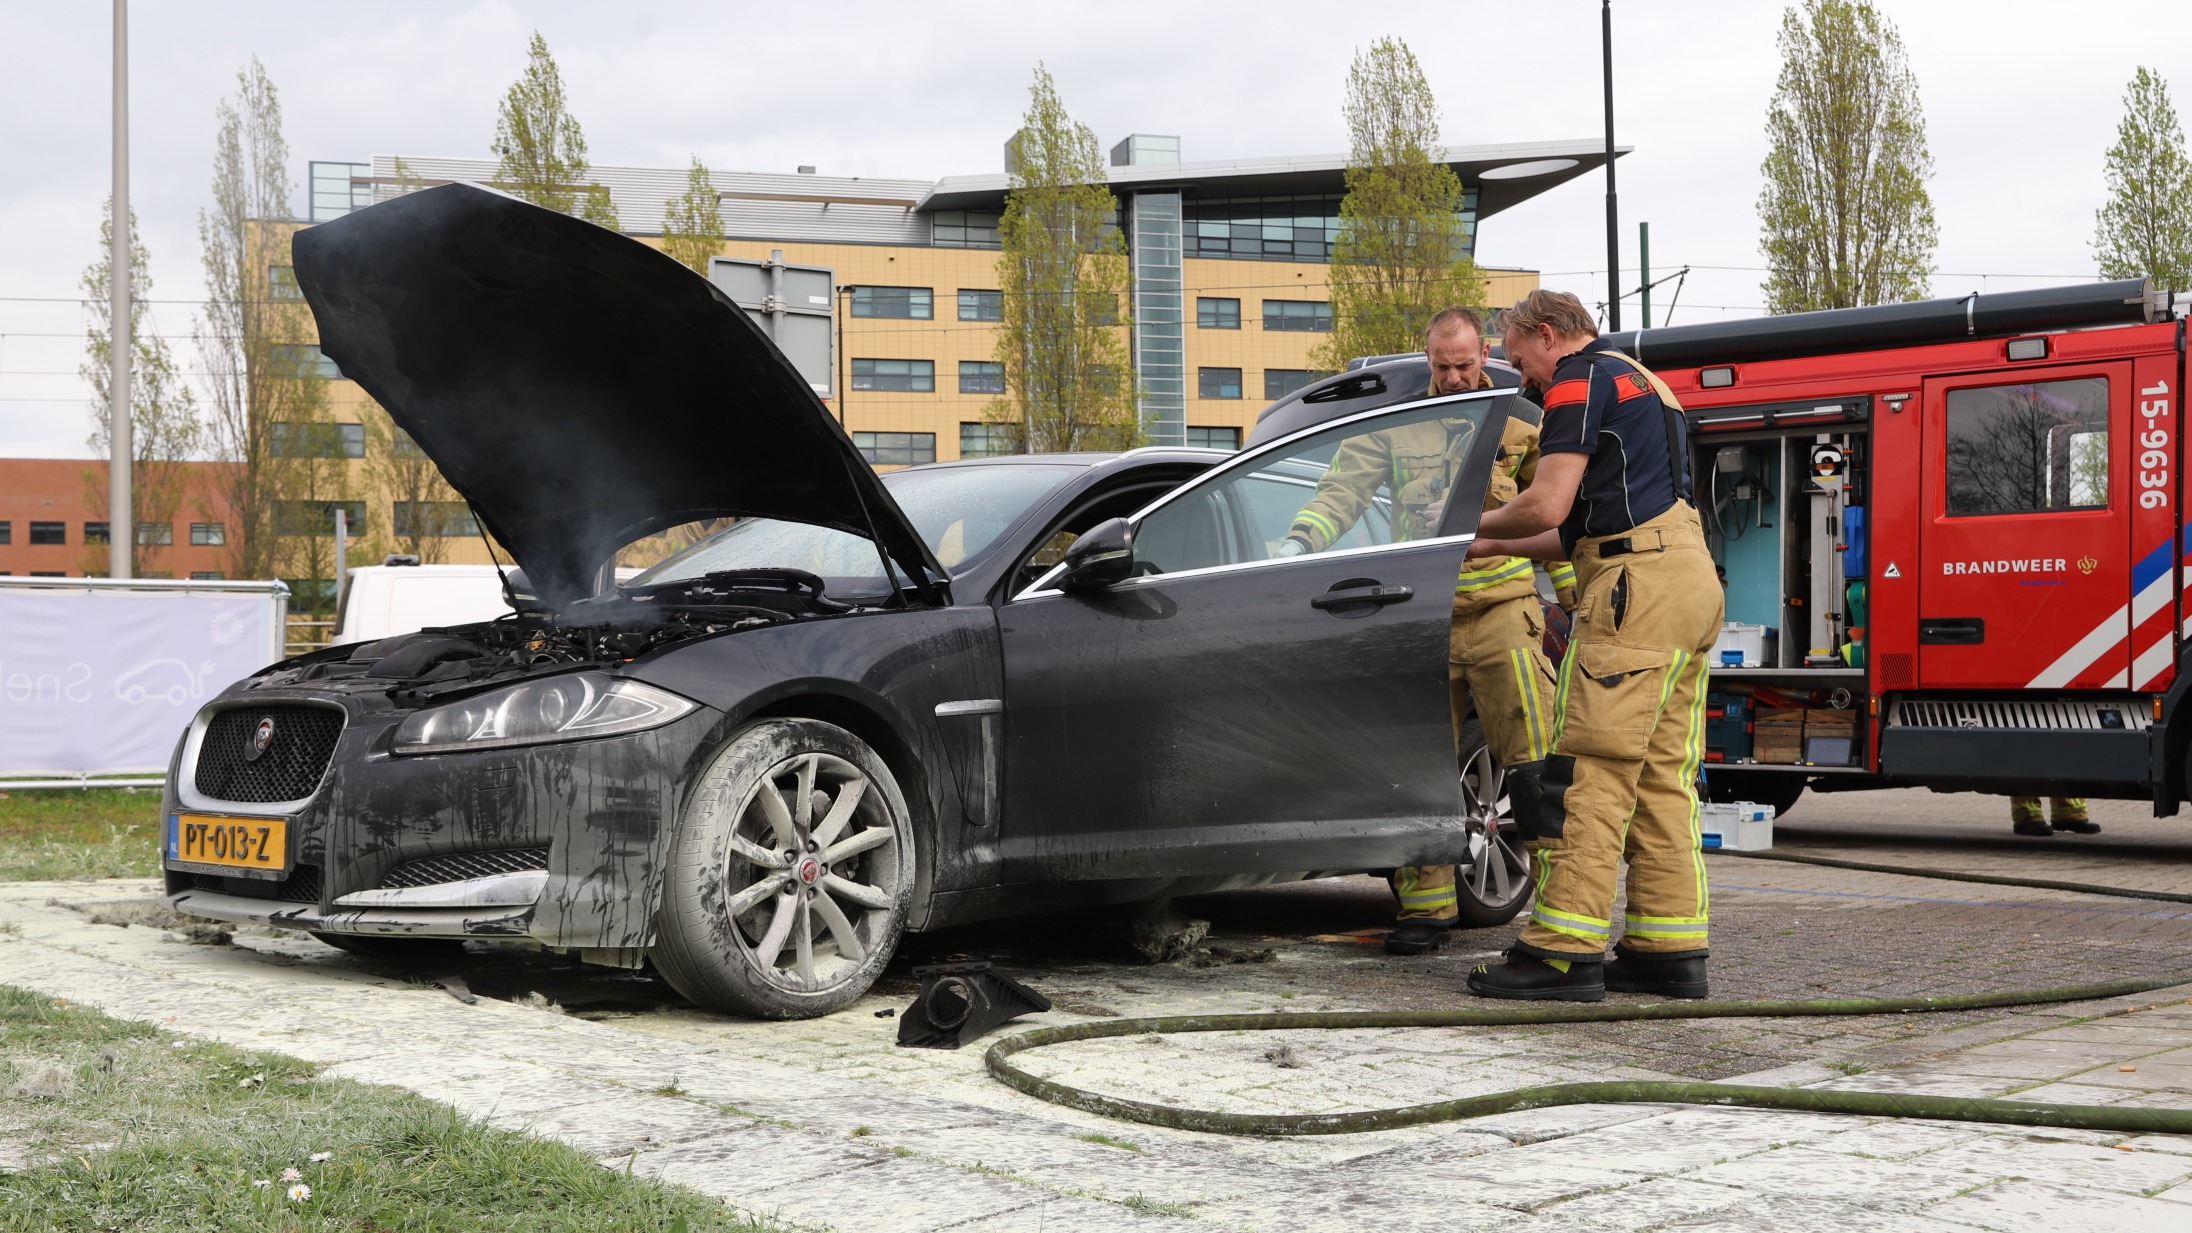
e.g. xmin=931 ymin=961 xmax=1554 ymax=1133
xmin=1704 ymin=772 xmax=1805 ymax=820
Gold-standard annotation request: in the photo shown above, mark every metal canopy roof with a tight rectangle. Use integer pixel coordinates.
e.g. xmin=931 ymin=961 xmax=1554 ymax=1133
xmin=919 ymin=138 xmax=1625 ymax=217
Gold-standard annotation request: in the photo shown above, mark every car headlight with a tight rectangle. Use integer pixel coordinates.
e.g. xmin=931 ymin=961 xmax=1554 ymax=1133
xmin=392 ymin=673 xmax=698 ymax=755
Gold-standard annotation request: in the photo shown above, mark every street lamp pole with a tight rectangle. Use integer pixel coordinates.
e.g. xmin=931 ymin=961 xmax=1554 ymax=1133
xmin=835 ymin=284 xmax=854 ymax=428
xmin=1602 ymin=0 xmax=1621 ymax=334
xmin=108 ymin=0 xmax=132 ymax=579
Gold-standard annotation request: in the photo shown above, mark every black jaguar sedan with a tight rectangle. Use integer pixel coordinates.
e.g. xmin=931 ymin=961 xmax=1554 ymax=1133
xmin=162 ymin=184 xmax=1528 ymax=1018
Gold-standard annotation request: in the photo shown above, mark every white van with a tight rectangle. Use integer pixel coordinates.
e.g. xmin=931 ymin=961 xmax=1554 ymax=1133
xmin=332 ymin=564 xmax=513 ymax=645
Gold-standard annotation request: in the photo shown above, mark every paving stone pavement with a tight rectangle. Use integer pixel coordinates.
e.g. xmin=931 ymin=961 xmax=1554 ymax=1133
xmin=7 ymin=822 xmax=2192 ymax=1232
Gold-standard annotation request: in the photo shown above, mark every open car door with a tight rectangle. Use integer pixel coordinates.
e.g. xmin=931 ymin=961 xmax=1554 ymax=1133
xmin=996 ymin=390 xmax=1518 ymax=881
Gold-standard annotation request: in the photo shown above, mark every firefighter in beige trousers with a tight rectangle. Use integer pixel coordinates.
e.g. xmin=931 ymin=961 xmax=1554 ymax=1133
xmin=1280 ymin=308 xmax=1559 ymax=955
xmin=1463 ymin=290 xmax=1724 ymax=1002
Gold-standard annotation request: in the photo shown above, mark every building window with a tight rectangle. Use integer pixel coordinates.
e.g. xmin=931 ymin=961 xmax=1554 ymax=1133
xmin=959 ymin=289 xmax=1003 ymax=321
xmin=308 ymin=161 xmax=372 ymax=222
xmin=274 ymin=501 xmax=368 ymax=536
xmin=1263 ymin=300 xmax=1334 ymax=332
xmin=29 ymin=571 xmax=65 ymax=578
xmin=1264 ymin=369 xmax=1323 ymax=400
xmin=1197 ymin=297 xmax=1241 ymax=329
xmin=959 ymin=361 xmax=1006 ymax=395
xmin=269 ymin=265 xmax=302 ymax=301
xmin=190 ymin=522 xmax=226 ymax=546
xmin=136 ymin=522 xmax=173 ymax=546
xmin=269 ymin=344 xmax=344 ymax=380
xmin=390 ymin=429 xmax=428 ymax=458
xmin=190 ymin=571 xmax=225 ymax=580
xmin=271 ymin=421 xmax=365 ymax=458
xmin=0 ymin=521 xmax=9 ymax=545
xmin=1186 ymin=426 xmax=1242 ymax=450
xmin=851 ymin=359 xmax=936 ymax=393
xmin=852 ymin=286 xmax=933 ymax=320
xmin=29 ymin=521 xmax=64 ymax=545
xmin=960 ymin=422 xmax=1012 ymax=458
xmin=853 ymin=432 xmax=936 ymax=466
xmin=932 ymin=210 xmax=1003 ymax=248
xmin=1182 ymin=191 xmax=1479 ymax=262
xmin=84 ymin=522 xmax=111 ymax=546
xmin=1198 ymin=367 xmax=1243 ymax=400
xmin=393 ymin=501 xmax=481 ymax=538
xmin=1945 ymin=377 xmax=2112 ymax=516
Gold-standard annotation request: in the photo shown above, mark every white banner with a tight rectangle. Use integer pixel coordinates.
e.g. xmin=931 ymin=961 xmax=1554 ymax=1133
xmin=0 ymin=583 xmax=285 ymax=778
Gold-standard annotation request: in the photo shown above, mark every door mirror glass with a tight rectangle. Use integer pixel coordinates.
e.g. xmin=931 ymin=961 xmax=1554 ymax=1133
xmin=1057 ymin=517 xmax=1134 ymax=592
xmin=1132 ymin=392 xmax=1511 ymax=576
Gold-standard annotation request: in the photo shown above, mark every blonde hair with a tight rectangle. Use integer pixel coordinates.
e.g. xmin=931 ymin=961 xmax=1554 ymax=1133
xmin=1497 ymin=290 xmax=1598 ymax=342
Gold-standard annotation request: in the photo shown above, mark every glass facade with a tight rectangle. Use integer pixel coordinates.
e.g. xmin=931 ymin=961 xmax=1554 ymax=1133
xmin=932 ymin=210 xmax=1003 ymax=248
xmin=1127 ymin=190 xmax=1185 ymax=446
xmin=853 ymin=286 xmax=933 ymax=320
xmin=1182 ymin=190 xmax=1480 ymax=262
xmin=1263 ymin=300 xmax=1333 ymax=332
xmin=854 ymin=432 xmax=936 ymax=466
xmin=851 ymin=359 xmax=936 ymax=393
xmin=309 ymin=161 xmax=372 ymax=222
xmin=959 ymin=289 xmax=1002 ymax=321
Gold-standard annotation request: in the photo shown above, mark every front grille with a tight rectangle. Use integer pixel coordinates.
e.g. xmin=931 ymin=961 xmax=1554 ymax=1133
xmin=1888 ymin=696 xmax=2149 ymax=731
xmin=194 ymin=705 xmax=344 ymax=803
xmin=381 ymin=847 xmax=550 ymax=889
xmin=179 ymin=864 xmax=321 ymax=903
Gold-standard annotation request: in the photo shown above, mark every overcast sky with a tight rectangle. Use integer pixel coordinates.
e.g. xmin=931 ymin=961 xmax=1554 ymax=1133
xmin=4 ymin=0 xmax=2190 ymax=457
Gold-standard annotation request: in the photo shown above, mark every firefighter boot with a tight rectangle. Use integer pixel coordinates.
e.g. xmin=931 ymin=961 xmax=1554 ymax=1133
xmin=1466 ymin=952 xmax=1605 ymax=1002
xmin=1603 ymin=946 xmax=1709 ymax=999
xmin=1384 ymin=920 xmax=1453 ymax=955
xmin=2052 ymin=797 xmax=2100 ymax=834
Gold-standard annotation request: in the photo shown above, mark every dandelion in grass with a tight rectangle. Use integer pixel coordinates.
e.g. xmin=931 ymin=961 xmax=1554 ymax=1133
xmin=287 ymin=1183 xmax=312 ymax=1202
xmin=281 ymin=1167 xmax=302 ymax=1182
xmin=309 ymin=1151 xmax=331 ymax=1162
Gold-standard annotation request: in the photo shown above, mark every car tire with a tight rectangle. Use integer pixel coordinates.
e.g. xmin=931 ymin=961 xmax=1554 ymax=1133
xmin=309 ymin=931 xmax=466 ymax=961
xmin=652 ymin=718 xmax=916 ymax=1019
xmin=1703 ymin=772 xmax=1805 ymax=819
xmin=1452 ymin=718 xmax=1534 ymax=928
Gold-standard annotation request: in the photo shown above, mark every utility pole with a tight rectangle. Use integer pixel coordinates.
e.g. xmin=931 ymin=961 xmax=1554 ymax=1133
xmin=108 ymin=0 xmax=132 ymax=579
xmin=1601 ymin=0 xmax=1621 ymax=334
xmin=1639 ymin=221 xmax=1651 ymax=329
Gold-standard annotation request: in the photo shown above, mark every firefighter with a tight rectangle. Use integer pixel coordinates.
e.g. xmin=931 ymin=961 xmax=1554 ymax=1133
xmin=2010 ymin=796 xmax=2098 ymax=836
xmin=1462 ymin=289 xmax=1723 ymax=1002
xmin=1278 ymin=308 xmax=1558 ymax=955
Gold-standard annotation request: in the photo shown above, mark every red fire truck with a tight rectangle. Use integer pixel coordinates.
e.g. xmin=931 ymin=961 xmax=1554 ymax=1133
xmin=1595 ymin=278 xmax=2186 ymax=818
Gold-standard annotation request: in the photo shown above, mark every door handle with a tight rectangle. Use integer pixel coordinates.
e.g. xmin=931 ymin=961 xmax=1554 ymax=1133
xmin=1920 ymin=617 xmax=1985 ymax=645
xmin=1311 ymin=583 xmax=1414 ymax=610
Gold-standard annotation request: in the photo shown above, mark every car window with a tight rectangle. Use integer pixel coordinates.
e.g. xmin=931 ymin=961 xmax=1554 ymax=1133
xmin=1134 ymin=396 xmax=1497 ymax=576
xmin=631 ymin=463 xmax=1081 ymax=592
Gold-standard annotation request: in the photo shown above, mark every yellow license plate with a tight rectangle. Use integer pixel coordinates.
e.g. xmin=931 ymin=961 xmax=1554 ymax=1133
xmin=168 ymin=813 xmax=288 ymax=874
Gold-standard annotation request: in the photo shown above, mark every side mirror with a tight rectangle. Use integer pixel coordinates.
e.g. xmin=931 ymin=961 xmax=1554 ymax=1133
xmin=1057 ymin=518 xmax=1135 ymax=593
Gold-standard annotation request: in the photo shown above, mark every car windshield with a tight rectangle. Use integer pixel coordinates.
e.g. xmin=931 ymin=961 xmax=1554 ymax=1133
xmin=628 ymin=462 xmax=1082 ymax=596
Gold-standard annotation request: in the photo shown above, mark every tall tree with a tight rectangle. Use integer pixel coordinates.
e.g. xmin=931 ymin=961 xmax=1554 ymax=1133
xmin=2094 ymin=67 xmax=2192 ymax=288
xmin=79 ymin=200 xmax=204 ymax=576
xmin=198 ymin=58 xmax=327 ymax=586
xmin=1314 ymin=38 xmax=1483 ymax=368
xmin=492 ymin=32 xmax=620 ymax=229
xmin=1757 ymin=0 xmax=1937 ymax=313
xmin=659 ymin=155 xmax=724 ymax=273
xmin=363 ymin=410 xmax=461 ymax=565
xmin=984 ymin=65 xmax=1139 ymax=452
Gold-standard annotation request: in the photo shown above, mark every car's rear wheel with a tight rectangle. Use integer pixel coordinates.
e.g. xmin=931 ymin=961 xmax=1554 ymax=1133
xmin=652 ymin=719 xmax=915 ymax=1019
xmin=1452 ymin=719 xmax=1534 ymax=928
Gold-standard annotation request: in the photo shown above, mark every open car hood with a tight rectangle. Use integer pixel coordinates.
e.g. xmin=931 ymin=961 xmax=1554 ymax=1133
xmin=292 ymin=183 xmax=944 ymax=609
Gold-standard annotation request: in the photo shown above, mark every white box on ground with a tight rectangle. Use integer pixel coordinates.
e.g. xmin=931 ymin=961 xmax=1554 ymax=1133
xmin=1701 ymin=801 xmax=1775 ymax=850
xmin=1713 ymin=622 xmax=1776 ymax=668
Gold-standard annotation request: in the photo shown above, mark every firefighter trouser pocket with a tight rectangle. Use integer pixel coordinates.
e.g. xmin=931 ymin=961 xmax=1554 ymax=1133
xmin=1555 ymin=641 xmax=1673 ymax=760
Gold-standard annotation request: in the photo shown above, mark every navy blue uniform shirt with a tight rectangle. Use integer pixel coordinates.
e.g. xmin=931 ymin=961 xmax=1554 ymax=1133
xmin=1537 ymin=338 xmax=1692 ymax=553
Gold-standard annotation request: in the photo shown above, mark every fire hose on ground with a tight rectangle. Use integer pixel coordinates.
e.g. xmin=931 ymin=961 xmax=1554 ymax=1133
xmin=985 ymin=854 xmax=2192 ymax=1137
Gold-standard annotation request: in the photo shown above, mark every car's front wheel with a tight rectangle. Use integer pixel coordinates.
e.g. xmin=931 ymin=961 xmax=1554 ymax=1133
xmin=1452 ymin=719 xmax=1535 ymax=928
xmin=652 ymin=719 xmax=916 ymax=1019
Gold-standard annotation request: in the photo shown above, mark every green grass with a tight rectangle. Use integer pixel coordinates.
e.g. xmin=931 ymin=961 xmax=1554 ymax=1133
xmin=0 ymin=985 xmax=769 ymax=1232
xmin=0 ymin=789 xmax=164 ymax=882
xmin=1072 ymin=1131 xmax=1143 ymax=1153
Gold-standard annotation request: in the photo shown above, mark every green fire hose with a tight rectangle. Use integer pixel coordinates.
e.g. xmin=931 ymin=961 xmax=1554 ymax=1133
xmin=986 ymin=977 xmax=2192 ymax=1137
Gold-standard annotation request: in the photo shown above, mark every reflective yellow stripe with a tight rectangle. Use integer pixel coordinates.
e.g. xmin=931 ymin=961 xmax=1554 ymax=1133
xmin=1531 ymin=904 xmax=1611 ymax=939
xmin=1549 ymin=562 xmax=1577 ymax=585
xmin=1293 ymin=510 xmax=1341 ymax=547
xmin=1624 ymin=913 xmax=1708 ymax=938
xmin=1399 ymin=888 xmax=1458 ymax=909
xmin=1455 ymin=557 xmax=1534 ymax=591
xmin=1550 ymin=641 xmax=1577 ymax=748
xmin=1510 ymin=648 xmax=1550 ymax=761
